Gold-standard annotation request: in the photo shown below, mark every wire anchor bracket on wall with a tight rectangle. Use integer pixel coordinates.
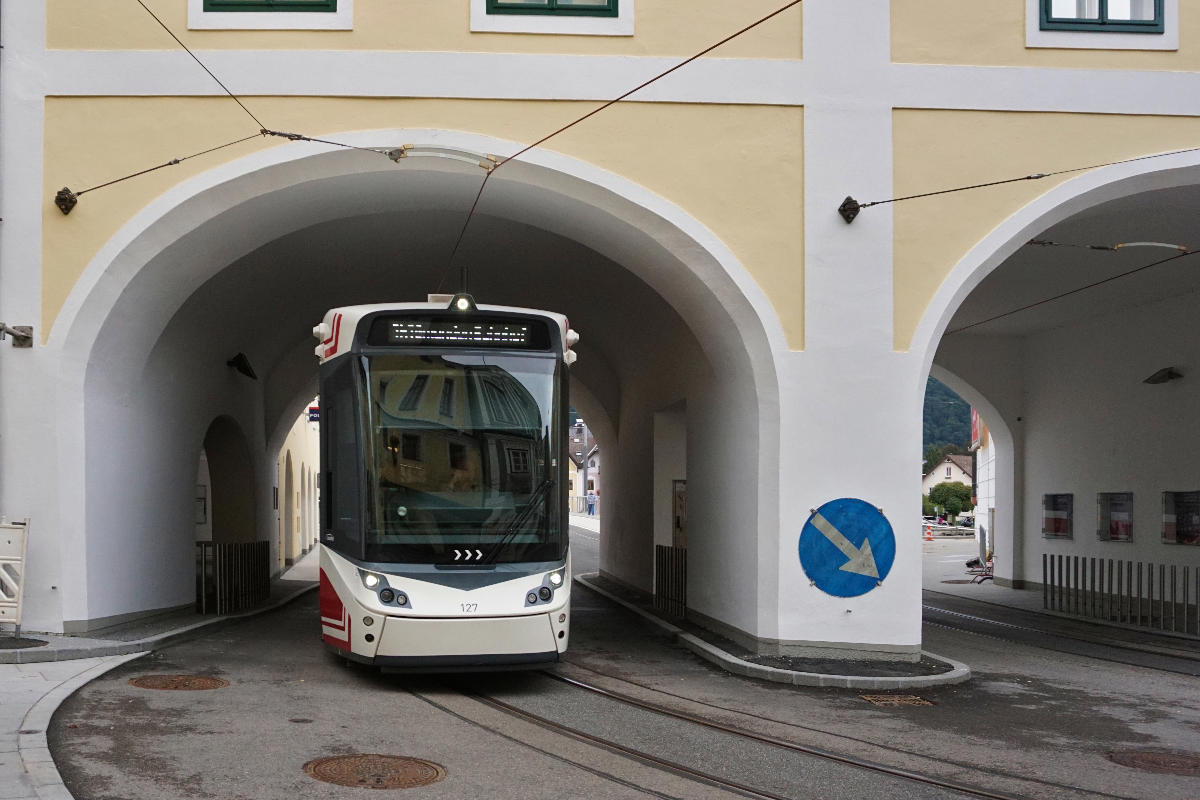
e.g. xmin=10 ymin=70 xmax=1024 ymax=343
xmin=0 ymin=324 xmax=33 ymax=348
xmin=385 ymin=144 xmax=499 ymax=173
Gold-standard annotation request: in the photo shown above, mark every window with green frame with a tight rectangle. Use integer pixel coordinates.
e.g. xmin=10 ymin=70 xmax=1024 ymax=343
xmin=204 ymin=0 xmax=337 ymax=11
xmin=1041 ymin=0 xmax=1163 ymax=33
xmin=487 ymin=0 xmax=618 ymax=17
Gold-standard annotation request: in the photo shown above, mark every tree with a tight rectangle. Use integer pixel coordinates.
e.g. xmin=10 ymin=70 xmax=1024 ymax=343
xmin=930 ymin=481 xmax=974 ymax=520
xmin=923 ymin=378 xmax=971 ymax=450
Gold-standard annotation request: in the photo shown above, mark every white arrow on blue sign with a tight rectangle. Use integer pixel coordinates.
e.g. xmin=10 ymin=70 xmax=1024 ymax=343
xmin=799 ymin=498 xmax=896 ymax=597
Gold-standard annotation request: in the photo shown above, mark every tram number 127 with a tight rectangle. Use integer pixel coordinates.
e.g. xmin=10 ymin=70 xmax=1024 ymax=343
xmin=461 ymin=603 xmax=479 ymax=613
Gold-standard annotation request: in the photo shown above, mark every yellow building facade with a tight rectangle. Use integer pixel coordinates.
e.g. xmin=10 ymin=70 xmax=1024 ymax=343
xmin=3 ymin=1 xmax=1198 ymax=655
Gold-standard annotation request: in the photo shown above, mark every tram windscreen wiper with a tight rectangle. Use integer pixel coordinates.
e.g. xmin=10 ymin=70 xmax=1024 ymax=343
xmin=483 ymin=479 xmax=555 ymax=564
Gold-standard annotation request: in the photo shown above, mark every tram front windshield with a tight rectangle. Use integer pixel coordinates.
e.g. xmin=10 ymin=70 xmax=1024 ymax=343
xmin=363 ymin=352 xmax=562 ymax=565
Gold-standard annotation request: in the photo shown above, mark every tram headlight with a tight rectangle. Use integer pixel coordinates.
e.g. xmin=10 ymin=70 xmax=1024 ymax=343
xmin=538 ymin=586 xmax=553 ymax=601
xmin=549 ymin=571 xmax=564 ymax=587
xmin=379 ymin=588 xmax=395 ymax=604
xmin=526 ymin=592 xmax=538 ymax=605
xmin=358 ymin=570 xmax=389 ymax=591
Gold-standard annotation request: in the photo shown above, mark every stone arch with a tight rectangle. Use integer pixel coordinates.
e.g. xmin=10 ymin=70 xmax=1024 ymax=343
xmin=912 ymin=154 xmax=1200 ymax=373
xmin=913 ymin=153 xmax=1200 ymax=588
xmin=48 ymin=129 xmax=785 ymax=633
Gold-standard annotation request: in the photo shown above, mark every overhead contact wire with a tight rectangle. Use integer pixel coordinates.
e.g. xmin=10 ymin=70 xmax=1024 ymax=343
xmin=856 ymin=143 xmax=1200 ymax=213
xmin=947 ymin=248 xmax=1200 ymax=335
xmin=135 ymin=0 xmax=268 ymax=131
xmin=441 ymin=0 xmax=807 ymax=293
xmin=73 ymin=133 xmax=264 ymax=197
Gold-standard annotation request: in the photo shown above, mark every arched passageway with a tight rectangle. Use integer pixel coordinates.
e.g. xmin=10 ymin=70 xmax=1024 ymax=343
xmin=918 ymin=161 xmax=1200 ymax=594
xmin=50 ymin=131 xmax=784 ymax=641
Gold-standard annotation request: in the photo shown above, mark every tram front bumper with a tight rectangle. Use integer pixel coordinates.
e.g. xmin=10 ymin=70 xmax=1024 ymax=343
xmin=375 ymin=613 xmax=560 ymax=666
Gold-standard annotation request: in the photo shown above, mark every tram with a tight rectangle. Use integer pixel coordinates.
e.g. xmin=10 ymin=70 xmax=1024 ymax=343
xmin=312 ymin=294 xmax=577 ymax=670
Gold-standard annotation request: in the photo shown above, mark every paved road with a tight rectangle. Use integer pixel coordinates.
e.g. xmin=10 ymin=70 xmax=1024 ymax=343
xmin=47 ymin=538 xmax=1200 ymax=800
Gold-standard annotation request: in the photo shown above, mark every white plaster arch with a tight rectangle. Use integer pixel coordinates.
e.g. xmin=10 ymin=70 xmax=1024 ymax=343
xmin=928 ymin=364 xmax=1020 ymax=582
xmin=912 ymin=151 xmax=1200 ymax=591
xmin=53 ymin=128 xmax=788 ymax=365
xmin=50 ymin=128 xmax=786 ymax=629
xmin=912 ymin=151 xmax=1200 ymax=377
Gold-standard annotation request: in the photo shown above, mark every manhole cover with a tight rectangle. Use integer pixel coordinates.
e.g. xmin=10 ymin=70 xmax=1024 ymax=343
xmin=303 ymin=754 xmax=447 ymax=789
xmin=1107 ymin=749 xmax=1200 ymax=776
xmin=860 ymin=694 xmax=933 ymax=706
xmin=128 ymin=675 xmax=229 ymax=691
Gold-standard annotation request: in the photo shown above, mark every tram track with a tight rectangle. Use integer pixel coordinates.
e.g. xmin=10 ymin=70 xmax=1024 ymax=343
xmin=538 ymin=662 xmax=1130 ymax=800
xmin=921 ymin=601 xmax=1200 ymax=676
xmin=409 ymin=669 xmax=1117 ymax=800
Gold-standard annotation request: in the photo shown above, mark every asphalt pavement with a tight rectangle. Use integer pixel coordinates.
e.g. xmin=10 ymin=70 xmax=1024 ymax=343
xmin=2 ymin=522 xmax=1198 ymax=798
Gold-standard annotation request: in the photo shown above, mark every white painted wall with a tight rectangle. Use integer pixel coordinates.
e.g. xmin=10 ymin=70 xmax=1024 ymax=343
xmin=1022 ymin=291 xmax=1200 ymax=584
xmin=974 ymin=428 xmax=997 ymax=549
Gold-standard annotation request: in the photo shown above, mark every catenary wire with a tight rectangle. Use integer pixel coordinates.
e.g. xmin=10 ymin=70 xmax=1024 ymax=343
xmin=438 ymin=0 xmax=807 ymax=294
xmin=135 ymin=0 xmax=268 ymax=131
xmin=853 ymin=143 xmax=1200 ymax=214
xmin=72 ymin=133 xmax=265 ymax=197
xmin=946 ymin=248 xmax=1200 ymax=335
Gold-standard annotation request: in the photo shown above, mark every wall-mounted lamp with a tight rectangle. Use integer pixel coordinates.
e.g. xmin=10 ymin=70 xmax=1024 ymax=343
xmin=226 ymin=353 xmax=257 ymax=380
xmin=1143 ymin=367 xmax=1182 ymax=385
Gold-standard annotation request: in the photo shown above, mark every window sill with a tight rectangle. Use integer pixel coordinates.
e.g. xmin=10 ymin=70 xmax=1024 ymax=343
xmin=471 ymin=0 xmax=633 ymax=36
xmin=189 ymin=0 xmax=354 ymax=30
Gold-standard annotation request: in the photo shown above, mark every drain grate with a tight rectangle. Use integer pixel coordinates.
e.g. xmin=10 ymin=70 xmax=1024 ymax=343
xmin=128 ymin=675 xmax=230 ymax=691
xmin=860 ymin=694 xmax=933 ymax=706
xmin=1107 ymin=749 xmax=1200 ymax=776
xmin=304 ymin=754 xmax=447 ymax=789
xmin=941 ymin=579 xmax=974 ymax=584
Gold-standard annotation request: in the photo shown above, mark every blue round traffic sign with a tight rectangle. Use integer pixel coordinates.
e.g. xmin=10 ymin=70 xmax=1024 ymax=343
xmin=799 ymin=498 xmax=895 ymax=597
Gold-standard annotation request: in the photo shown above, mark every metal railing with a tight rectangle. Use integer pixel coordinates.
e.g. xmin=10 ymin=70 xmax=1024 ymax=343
xmin=1042 ymin=553 xmax=1198 ymax=636
xmin=654 ymin=544 xmax=687 ymax=619
xmin=195 ymin=541 xmax=271 ymax=615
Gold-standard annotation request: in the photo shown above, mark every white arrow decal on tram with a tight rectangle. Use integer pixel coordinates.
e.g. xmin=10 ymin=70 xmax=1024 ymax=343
xmin=475 ymin=549 xmax=483 ymax=560
xmin=810 ymin=513 xmax=879 ymax=578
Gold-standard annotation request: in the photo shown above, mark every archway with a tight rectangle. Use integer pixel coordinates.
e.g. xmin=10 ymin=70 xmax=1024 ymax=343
xmin=915 ymin=158 xmax=1200 ymax=592
xmin=49 ymin=130 xmax=785 ymax=641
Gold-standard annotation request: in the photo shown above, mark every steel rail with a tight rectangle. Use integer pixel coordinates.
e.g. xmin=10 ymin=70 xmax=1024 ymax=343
xmin=465 ymin=688 xmax=798 ymax=800
xmin=524 ymin=672 xmax=1078 ymax=800
xmin=545 ymin=661 xmax=1134 ymax=800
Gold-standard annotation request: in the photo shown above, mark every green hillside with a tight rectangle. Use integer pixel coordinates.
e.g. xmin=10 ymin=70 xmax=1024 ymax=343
xmin=923 ymin=377 xmax=970 ymax=449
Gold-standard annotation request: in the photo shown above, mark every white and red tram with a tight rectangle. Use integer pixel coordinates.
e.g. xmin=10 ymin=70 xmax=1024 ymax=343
xmin=313 ymin=294 xmax=577 ymax=670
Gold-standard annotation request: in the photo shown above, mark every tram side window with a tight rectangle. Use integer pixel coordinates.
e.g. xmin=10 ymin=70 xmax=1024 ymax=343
xmin=323 ymin=359 xmax=362 ymax=555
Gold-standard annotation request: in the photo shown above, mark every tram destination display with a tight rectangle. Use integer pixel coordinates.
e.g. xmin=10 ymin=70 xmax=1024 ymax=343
xmin=368 ymin=316 xmax=551 ymax=350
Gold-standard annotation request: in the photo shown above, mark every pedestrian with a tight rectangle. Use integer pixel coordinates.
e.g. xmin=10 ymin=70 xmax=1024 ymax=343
xmin=586 ymin=489 xmax=596 ymax=516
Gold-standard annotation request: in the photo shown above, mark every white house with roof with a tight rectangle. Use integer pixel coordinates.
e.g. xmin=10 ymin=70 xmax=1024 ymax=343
xmin=922 ymin=454 xmax=974 ymax=497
